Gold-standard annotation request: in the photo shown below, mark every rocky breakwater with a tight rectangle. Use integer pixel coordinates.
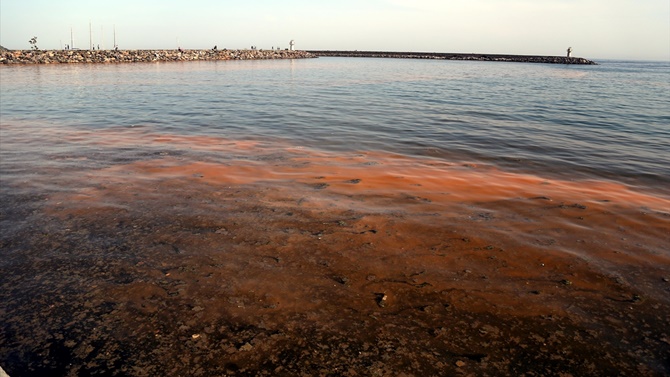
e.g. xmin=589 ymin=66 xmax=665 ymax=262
xmin=0 ymin=49 xmax=315 ymax=64
xmin=308 ymin=50 xmax=597 ymax=65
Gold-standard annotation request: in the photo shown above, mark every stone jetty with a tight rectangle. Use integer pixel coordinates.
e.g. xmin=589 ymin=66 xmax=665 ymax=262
xmin=308 ymin=50 xmax=597 ymax=65
xmin=0 ymin=49 xmax=315 ymax=64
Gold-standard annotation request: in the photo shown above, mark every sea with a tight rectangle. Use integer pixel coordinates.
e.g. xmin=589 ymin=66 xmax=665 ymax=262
xmin=1 ymin=57 xmax=669 ymax=194
xmin=2 ymin=56 xmax=670 ymax=375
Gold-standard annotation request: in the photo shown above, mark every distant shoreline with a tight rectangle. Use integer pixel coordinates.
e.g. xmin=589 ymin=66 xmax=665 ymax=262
xmin=308 ymin=50 xmax=598 ymax=65
xmin=0 ymin=49 xmax=315 ymax=64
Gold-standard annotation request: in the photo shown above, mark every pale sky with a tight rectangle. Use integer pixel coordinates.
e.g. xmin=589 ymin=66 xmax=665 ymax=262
xmin=1 ymin=0 xmax=668 ymax=60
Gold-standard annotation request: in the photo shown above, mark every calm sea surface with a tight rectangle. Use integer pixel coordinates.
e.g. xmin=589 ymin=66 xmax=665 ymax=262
xmin=1 ymin=57 xmax=669 ymax=193
xmin=2 ymin=57 xmax=670 ymax=376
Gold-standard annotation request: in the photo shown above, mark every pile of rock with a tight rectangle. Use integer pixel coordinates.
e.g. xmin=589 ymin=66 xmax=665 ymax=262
xmin=308 ymin=50 xmax=598 ymax=65
xmin=0 ymin=49 xmax=315 ymax=64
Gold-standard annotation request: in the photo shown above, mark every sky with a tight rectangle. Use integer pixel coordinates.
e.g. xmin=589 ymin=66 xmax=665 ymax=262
xmin=1 ymin=0 xmax=668 ymax=60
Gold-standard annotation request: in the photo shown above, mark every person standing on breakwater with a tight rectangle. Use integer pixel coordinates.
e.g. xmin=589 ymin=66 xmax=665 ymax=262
xmin=567 ymin=47 xmax=572 ymax=57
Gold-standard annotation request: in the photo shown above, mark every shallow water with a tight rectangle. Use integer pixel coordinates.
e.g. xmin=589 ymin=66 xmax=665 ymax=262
xmin=1 ymin=58 xmax=669 ymax=375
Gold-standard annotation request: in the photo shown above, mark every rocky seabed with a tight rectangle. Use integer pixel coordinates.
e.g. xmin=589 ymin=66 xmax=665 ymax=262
xmin=0 ymin=49 xmax=315 ymax=64
xmin=308 ymin=50 xmax=598 ymax=65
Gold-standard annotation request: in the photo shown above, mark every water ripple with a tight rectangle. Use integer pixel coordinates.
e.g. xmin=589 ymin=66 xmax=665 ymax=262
xmin=1 ymin=58 xmax=668 ymax=190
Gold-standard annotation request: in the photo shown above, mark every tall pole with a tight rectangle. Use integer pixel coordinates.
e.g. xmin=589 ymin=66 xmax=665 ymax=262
xmin=113 ymin=25 xmax=116 ymax=49
xmin=100 ymin=25 xmax=103 ymax=50
xmin=71 ymin=27 xmax=74 ymax=49
xmin=89 ymin=21 xmax=92 ymax=50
